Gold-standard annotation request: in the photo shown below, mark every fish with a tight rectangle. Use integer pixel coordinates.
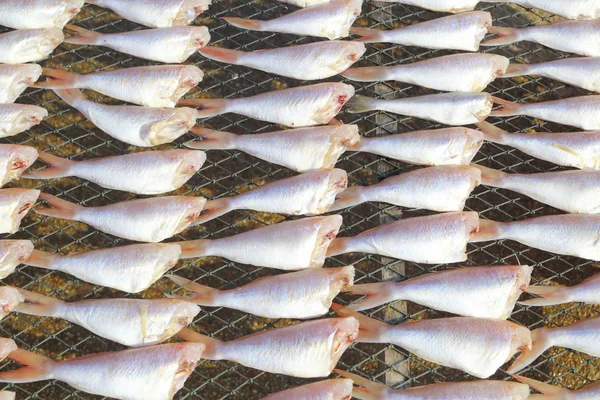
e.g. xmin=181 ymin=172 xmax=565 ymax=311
xmin=199 ymin=41 xmax=365 ymax=80
xmin=0 ymin=28 xmax=63 ymax=64
xmin=23 ymin=149 xmax=207 ymax=195
xmin=477 ymin=121 xmax=600 ymax=170
xmin=168 ymin=265 xmax=354 ymax=319
xmin=347 ymin=265 xmax=532 ymax=319
xmin=504 ymin=57 xmax=600 ymax=93
xmin=0 ymin=342 xmax=205 ymax=400
xmin=336 ymin=369 xmax=531 ymax=400
xmin=179 ymin=82 xmax=355 ymax=127
xmin=475 ymin=165 xmax=600 ymax=214
xmin=520 ymin=273 xmax=600 ymax=307
xmin=0 ymin=287 xmax=23 ymax=320
xmin=185 ymin=125 xmax=359 ymax=173
xmin=24 ymin=243 xmax=182 ymax=293
xmin=276 ymin=0 xmax=331 ymax=6
xmin=472 ymin=214 xmax=600 ymax=261
xmin=0 ymin=240 xmax=34 ymax=279
xmin=489 ymin=0 xmax=600 ymax=20
xmin=192 ymin=169 xmax=347 ymax=225
xmin=490 ymin=96 xmax=600 ymax=131
xmin=0 ymin=64 xmax=42 ymax=103
xmin=0 ymin=0 xmax=83 ymax=29
xmin=330 ymin=165 xmax=481 ymax=212
xmin=177 ymin=317 xmax=359 ymax=377
xmin=85 ymin=0 xmax=211 ymax=28
xmin=508 ymin=316 xmax=600 ymax=373
xmin=350 ymin=11 xmax=491 ymax=52
xmin=514 ymin=375 xmax=600 ymax=400
xmin=34 ymin=192 xmax=206 ymax=242
xmin=333 ymin=304 xmax=531 ymax=379
xmin=327 ymin=211 xmax=479 ymax=264
xmin=65 ymin=25 xmax=211 ymax=64
xmin=0 ymin=338 xmax=17 ymax=361
xmin=175 ymin=215 xmax=342 ymax=270
xmin=15 ymin=288 xmax=199 ymax=347
xmin=0 ymin=103 xmax=48 ymax=138
xmin=350 ymin=127 xmax=483 ymax=166
xmin=37 ymin=65 xmax=203 ymax=107
xmin=261 ymin=379 xmax=353 ymax=400
xmin=0 ymin=144 xmax=39 ymax=187
xmin=342 ymin=53 xmax=509 ymax=93
xmin=0 ymin=391 xmax=14 ymax=400
xmin=53 ymin=89 xmax=197 ymax=147
xmin=482 ymin=20 xmax=600 ymax=57
xmin=223 ymin=0 xmax=363 ymax=40
xmin=369 ymin=0 xmax=479 ymax=13
xmin=347 ymin=92 xmax=493 ymax=126
xmin=0 ymin=188 xmax=40 ymax=234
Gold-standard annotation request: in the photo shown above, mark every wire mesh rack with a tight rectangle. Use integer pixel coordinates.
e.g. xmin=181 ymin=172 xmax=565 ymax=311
xmin=1 ymin=0 xmax=599 ymax=399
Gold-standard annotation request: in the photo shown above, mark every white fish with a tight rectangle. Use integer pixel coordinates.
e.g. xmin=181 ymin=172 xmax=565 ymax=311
xmin=475 ymin=165 xmax=600 ymax=214
xmin=351 ymin=11 xmax=491 ymax=52
xmin=0 ymin=188 xmax=40 ymax=234
xmin=86 ymin=0 xmax=211 ymax=28
xmin=262 ymin=379 xmax=353 ymax=400
xmin=15 ymin=288 xmax=199 ymax=347
xmin=0 ymin=287 xmax=23 ymax=320
xmin=180 ymin=82 xmax=355 ymax=127
xmin=337 ymin=369 xmax=531 ymax=400
xmin=347 ymin=265 xmax=532 ymax=319
xmin=330 ymin=165 xmax=481 ymax=212
xmin=488 ymin=0 xmax=600 ymax=20
xmin=276 ymin=0 xmax=331 ymax=6
xmin=0 ymin=0 xmax=83 ymax=29
xmin=347 ymin=93 xmax=492 ymax=126
xmin=0 ymin=103 xmax=48 ymax=138
xmin=491 ymin=95 xmax=600 ymax=131
xmin=327 ymin=211 xmax=479 ymax=264
xmin=0 ymin=144 xmax=38 ymax=187
xmin=0 ymin=342 xmax=205 ymax=400
xmin=473 ymin=214 xmax=600 ymax=261
xmin=177 ymin=317 xmax=359 ymax=378
xmin=504 ymin=57 xmax=600 ymax=93
xmin=175 ymin=215 xmax=342 ymax=270
xmin=25 ymin=243 xmax=182 ymax=293
xmin=0 ymin=64 xmax=42 ymax=103
xmin=24 ymin=149 xmax=206 ymax=195
xmin=514 ymin=375 xmax=600 ymax=400
xmin=168 ymin=265 xmax=354 ymax=319
xmin=54 ymin=89 xmax=197 ymax=146
xmin=0 ymin=240 xmax=34 ymax=279
xmin=0 ymin=338 xmax=17 ymax=361
xmin=199 ymin=41 xmax=365 ymax=80
xmin=0 ymin=391 xmax=14 ymax=400
xmin=342 ymin=53 xmax=509 ymax=93
xmin=223 ymin=0 xmax=362 ymax=40
xmin=37 ymin=65 xmax=203 ymax=107
xmin=370 ymin=0 xmax=479 ymax=13
xmin=508 ymin=316 xmax=600 ymax=374
xmin=350 ymin=128 xmax=483 ymax=166
xmin=477 ymin=121 xmax=600 ymax=170
xmin=482 ymin=20 xmax=600 ymax=57
xmin=185 ymin=125 xmax=359 ymax=173
xmin=34 ymin=192 xmax=206 ymax=242
xmin=65 ymin=25 xmax=211 ymax=64
xmin=193 ymin=169 xmax=347 ymax=225
xmin=520 ymin=273 xmax=600 ymax=307
xmin=0 ymin=28 xmax=63 ymax=64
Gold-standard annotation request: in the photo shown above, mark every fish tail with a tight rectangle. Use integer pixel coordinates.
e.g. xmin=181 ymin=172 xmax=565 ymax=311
xmin=345 ymin=282 xmax=397 ymax=311
xmin=471 ymin=164 xmax=507 ymax=187
xmin=328 ymin=186 xmax=366 ymax=212
xmin=34 ymin=68 xmax=80 ymax=89
xmin=178 ymin=98 xmax=229 ymax=118
xmin=189 ymin=198 xmax=232 ymax=226
xmin=176 ymin=328 xmax=221 ymax=358
xmin=481 ymin=26 xmax=523 ymax=46
xmin=331 ymin=303 xmax=387 ymax=343
xmin=476 ymin=121 xmax=509 ymax=145
xmin=326 ymin=237 xmax=355 ymax=257
xmin=507 ymin=328 xmax=552 ymax=374
xmin=23 ymin=250 xmax=58 ymax=270
xmin=490 ymin=96 xmax=525 ymax=117
xmin=22 ymin=152 xmax=75 ymax=180
xmin=347 ymin=95 xmax=378 ymax=114
xmin=504 ymin=63 xmax=534 ymax=78
xmin=34 ymin=193 xmax=83 ymax=221
xmin=334 ymin=369 xmax=387 ymax=400
xmin=470 ymin=219 xmax=507 ymax=242
xmin=185 ymin=127 xmax=237 ymax=150
xmin=341 ymin=66 xmax=389 ymax=82
xmin=64 ymin=24 xmax=102 ymax=45
xmin=0 ymin=349 xmax=54 ymax=383
xmin=512 ymin=375 xmax=567 ymax=398
xmin=519 ymin=285 xmax=570 ymax=307
xmin=349 ymin=27 xmax=385 ymax=43
xmin=222 ymin=17 xmax=263 ymax=31
xmin=166 ymin=274 xmax=219 ymax=305
xmin=14 ymin=288 xmax=63 ymax=317
xmin=198 ymin=46 xmax=243 ymax=64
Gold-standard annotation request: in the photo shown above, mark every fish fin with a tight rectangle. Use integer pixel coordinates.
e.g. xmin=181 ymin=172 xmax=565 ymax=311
xmin=328 ymin=186 xmax=366 ymax=212
xmin=64 ymin=24 xmax=102 ymax=45
xmin=189 ymin=198 xmax=232 ymax=226
xmin=34 ymin=68 xmax=80 ymax=89
xmin=331 ymin=303 xmax=387 ymax=343
xmin=22 ymin=152 xmax=75 ymax=180
xmin=166 ymin=274 xmax=218 ymax=305
xmin=184 ymin=127 xmax=237 ymax=150
xmin=176 ymin=328 xmax=221 ymax=358
xmin=334 ymin=369 xmax=386 ymax=400
xmin=23 ymin=250 xmax=58 ymax=270
xmin=172 ymin=239 xmax=210 ymax=258
xmin=349 ymin=27 xmax=385 ymax=43
xmin=507 ymin=328 xmax=551 ymax=374
xmin=14 ymin=288 xmax=63 ymax=317
xmin=198 ymin=46 xmax=243 ymax=64
xmin=345 ymin=282 xmax=397 ymax=311
xmin=476 ymin=121 xmax=509 ymax=144
xmin=34 ymin=193 xmax=82 ymax=220
xmin=341 ymin=67 xmax=388 ymax=82
xmin=471 ymin=164 xmax=507 ymax=187
xmin=222 ymin=17 xmax=263 ymax=31
xmin=470 ymin=219 xmax=506 ymax=242
xmin=504 ymin=63 xmax=533 ymax=78
xmin=512 ymin=375 xmax=566 ymax=397
xmin=346 ymin=95 xmax=378 ymax=113
xmin=519 ymin=285 xmax=570 ymax=307
xmin=178 ymin=98 xmax=229 ymax=118
xmin=481 ymin=26 xmax=523 ymax=46
xmin=0 ymin=349 xmax=54 ymax=383
xmin=490 ymin=96 xmax=524 ymax=117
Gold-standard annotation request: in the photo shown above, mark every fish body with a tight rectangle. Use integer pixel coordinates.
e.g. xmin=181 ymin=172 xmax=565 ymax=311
xmin=515 ymin=375 xmax=600 ymax=400
xmin=262 ymin=379 xmax=353 ymax=400
xmin=0 ymin=103 xmax=47 ymax=138
xmin=375 ymin=0 xmax=479 ymax=13
xmin=0 ymin=240 xmax=34 ymax=279
xmin=0 ymin=188 xmax=39 ymax=234
xmin=488 ymin=0 xmax=600 ymax=20
xmin=276 ymin=0 xmax=331 ymax=6
xmin=0 ymin=287 xmax=23 ymax=320
xmin=0 ymin=338 xmax=16 ymax=361
xmin=0 ymin=0 xmax=83 ymax=29
xmin=0 ymin=64 xmax=42 ymax=103
xmin=0 ymin=28 xmax=63 ymax=64
xmin=0 ymin=391 xmax=14 ymax=400
xmin=0 ymin=144 xmax=38 ymax=187
xmin=521 ymin=273 xmax=600 ymax=306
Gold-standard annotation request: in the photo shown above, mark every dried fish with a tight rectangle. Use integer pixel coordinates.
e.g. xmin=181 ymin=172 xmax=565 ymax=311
xmin=0 ymin=0 xmax=83 ymax=29
xmin=0 ymin=240 xmax=33 ymax=279
xmin=0 ymin=64 xmax=42 ymax=103
xmin=0 ymin=28 xmax=63 ymax=64
xmin=0 ymin=188 xmax=39 ymax=234
xmin=0 ymin=144 xmax=38 ymax=187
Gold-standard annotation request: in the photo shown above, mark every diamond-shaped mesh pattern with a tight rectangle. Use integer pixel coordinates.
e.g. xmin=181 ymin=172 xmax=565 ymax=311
xmin=0 ymin=1 xmax=598 ymax=399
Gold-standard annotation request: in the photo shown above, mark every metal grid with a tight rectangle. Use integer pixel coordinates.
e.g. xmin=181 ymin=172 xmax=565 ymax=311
xmin=1 ymin=0 xmax=598 ymax=398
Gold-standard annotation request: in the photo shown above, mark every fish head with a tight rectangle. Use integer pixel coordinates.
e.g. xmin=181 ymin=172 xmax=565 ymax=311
xmin=329 ymin=317 xmax=359 ymax=371
xmin=0 ymin=338 xmax=17 ymax=362
xmin=169 ymin=342 xmax=205 ymax=398
xmin=1 ymin=145 xmax=38 ymax=186
xmin=0 ymin=287 xmax=24 ymax=320
xmin=0 ymin=240 xmax=34 ymax=279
